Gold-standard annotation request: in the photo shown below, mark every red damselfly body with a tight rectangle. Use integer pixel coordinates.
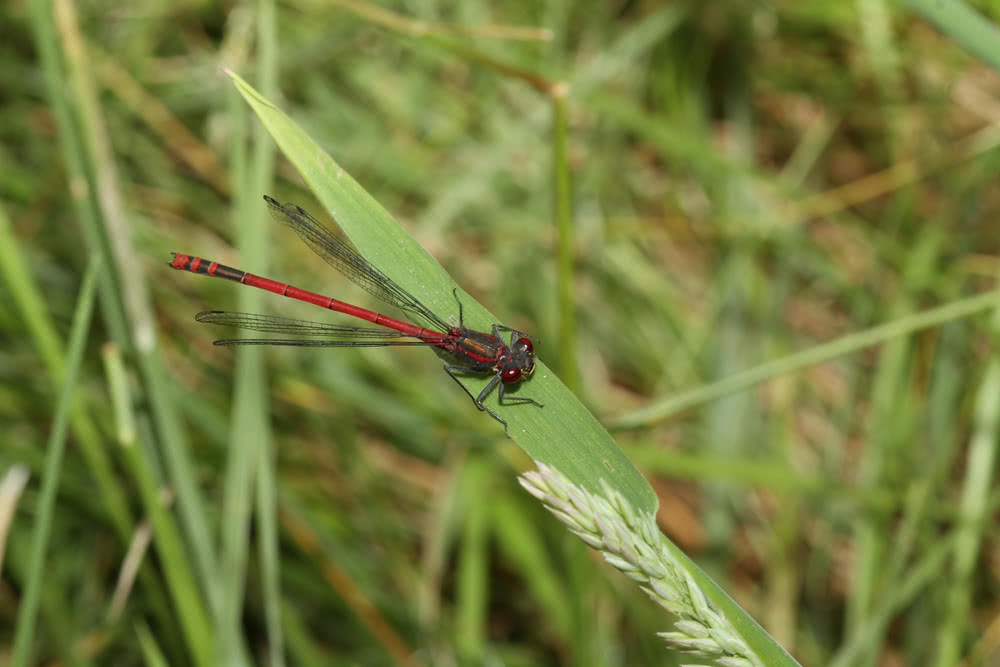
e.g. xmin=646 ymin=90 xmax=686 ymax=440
xmin=169 ymin=195 xmax=542 ymax=436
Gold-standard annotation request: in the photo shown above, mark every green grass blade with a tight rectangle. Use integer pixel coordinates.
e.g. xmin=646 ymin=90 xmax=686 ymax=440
xmin=135 ymin=622 xmax=172 ymax=667
xmin=107 ymin=342 xmax=214 ymax=667
xmin=219 ymin=5 xmax=282 ymax=663
xmin=905 ymin=0 xmax=1000 ymax=71
xmin=10 ymin=254 xmax=100 ymax=667
xmin=24 ymin=0 xmax=135 ymax=547
xmin=551 ymin=88 xmax=578 ymax=392
xmin=31 ymin=0 xmax=220 ymax=614
xmin=226 ymin=69 xmax=657 ymax=513
xmin=455 ymin=457 xmax=489 ymax=662
xmin=937 ymin=314 xmax=1000 ymax=666
xmin=611 ymin=288 xmax=1000 ymax=429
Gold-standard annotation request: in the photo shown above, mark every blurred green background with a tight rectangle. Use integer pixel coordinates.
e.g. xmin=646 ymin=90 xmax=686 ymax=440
xmin=4 ymin=0 xmax=1000 ymax=665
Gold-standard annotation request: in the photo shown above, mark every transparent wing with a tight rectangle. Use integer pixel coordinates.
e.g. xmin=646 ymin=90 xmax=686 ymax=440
xmin=263 ymin=196 xmax=450 ymax=331
xmin=196 ymin=310 xmax=417 ymax=339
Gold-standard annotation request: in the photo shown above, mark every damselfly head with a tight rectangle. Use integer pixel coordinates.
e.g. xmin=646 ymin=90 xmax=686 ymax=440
xmin=500 ymin=336 xmax=536 ymax=383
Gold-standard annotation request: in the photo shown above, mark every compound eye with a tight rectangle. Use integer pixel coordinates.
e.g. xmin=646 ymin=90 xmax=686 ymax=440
xmin=516 ymin=337 xmax=533 ymax=353
xmin=501 ymin=367 xmax=522 ymax=383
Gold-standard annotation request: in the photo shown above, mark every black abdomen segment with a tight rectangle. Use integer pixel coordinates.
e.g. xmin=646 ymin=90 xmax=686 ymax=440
xmin=169 ymin=254 xmax=245 ymax=282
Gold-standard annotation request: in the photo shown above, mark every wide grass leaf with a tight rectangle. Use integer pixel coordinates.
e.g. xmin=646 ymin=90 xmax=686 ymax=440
xmin=227 ymin=70 xmax=657 ymax=513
